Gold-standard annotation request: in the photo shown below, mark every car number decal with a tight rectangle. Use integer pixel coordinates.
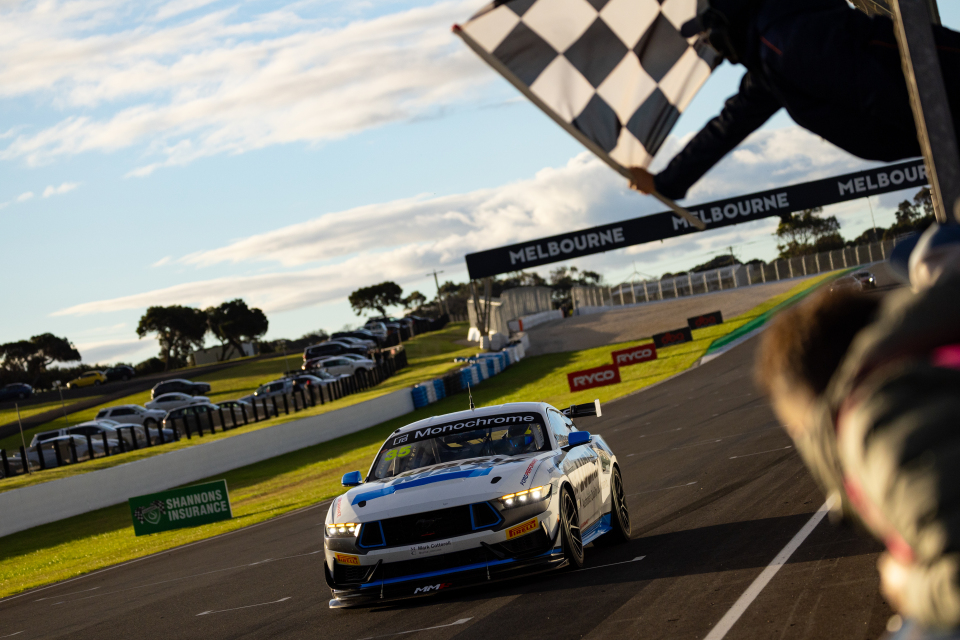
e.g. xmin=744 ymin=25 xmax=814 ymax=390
xmin=506 ymin=517 xmax=539 ymax=540
xmin=334 ymin=553 xmax=360 ymax=566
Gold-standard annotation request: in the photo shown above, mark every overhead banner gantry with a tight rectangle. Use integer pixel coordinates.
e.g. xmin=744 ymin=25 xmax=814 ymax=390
xmin=464 ymin=160 xmax=927 ymax=280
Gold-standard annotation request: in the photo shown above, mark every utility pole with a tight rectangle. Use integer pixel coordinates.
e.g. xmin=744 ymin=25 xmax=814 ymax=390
xmin=866 ymin=196 xmax=880 ymax=241
xmin=426 ymin=269 xmax=448 ymax=315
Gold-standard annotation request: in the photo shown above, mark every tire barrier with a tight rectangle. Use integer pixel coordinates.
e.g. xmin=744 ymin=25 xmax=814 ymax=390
xmin=412 ymin=343 xmax=525 ymax=409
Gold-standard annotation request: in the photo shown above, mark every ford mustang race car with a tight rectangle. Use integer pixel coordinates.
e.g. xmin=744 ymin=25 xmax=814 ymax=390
xmin=323 ymin=400 xmax=631 ymax=608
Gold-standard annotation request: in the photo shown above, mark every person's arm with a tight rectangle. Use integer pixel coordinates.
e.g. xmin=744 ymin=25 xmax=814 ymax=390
xmin=649 ymin=72 xmax=781 ymax=200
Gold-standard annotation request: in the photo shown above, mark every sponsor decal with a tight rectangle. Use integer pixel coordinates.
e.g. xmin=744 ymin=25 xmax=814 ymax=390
xmin=408 ymin=540 xmax=453 ymax=557
xmin=611 ymin=343 xmax=658 ymax=367
xmin=463 ymin=160 xmax=926 ymax=279
xmin=128 ymin=480 xmax=232 ymax=536
xmin=388 ymin=413 xmax=540 ymax=448
xmin=567 ymin=364 xmax=621 ymax=392
xmin=334 ymin=553 xmax=360 ymax=566
xmin=506 ymin=517 xmax=539 ymax=540
xmin=335 ymin=497 xmax=342 ymax=519
xmin=413 ymin=582 xmax=452 ymax=594
xmin=519 ymin=459 xmax=538 ymax=486
xmin=652 ymin=327 xmax=693 ymax=349
xmin=687 ymin=311 xmax=723 ymax=330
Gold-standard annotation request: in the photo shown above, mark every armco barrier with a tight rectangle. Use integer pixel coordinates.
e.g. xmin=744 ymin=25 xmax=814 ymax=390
xmin=0 ymin=387 xmax=414 ymax=538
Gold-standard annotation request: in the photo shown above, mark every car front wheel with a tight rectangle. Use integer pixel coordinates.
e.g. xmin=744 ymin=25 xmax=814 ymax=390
xmin=560 ymin=487 xmax=584 ymax=570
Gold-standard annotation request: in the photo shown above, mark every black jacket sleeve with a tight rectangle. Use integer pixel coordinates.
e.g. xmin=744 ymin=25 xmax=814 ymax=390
xmin=654 ymin=71 xmax=782 ymax=200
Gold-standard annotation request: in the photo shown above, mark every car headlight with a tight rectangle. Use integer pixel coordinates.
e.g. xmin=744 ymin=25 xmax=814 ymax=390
xmin=325 ymin=522 xmax=361 ymax=538
xmin=499 ymin=484 xmax=551 ymax=509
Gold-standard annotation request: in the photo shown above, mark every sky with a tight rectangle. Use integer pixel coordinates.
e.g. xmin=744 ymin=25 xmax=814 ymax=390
xmin=2 ymin=0 xmax=958 ymax=366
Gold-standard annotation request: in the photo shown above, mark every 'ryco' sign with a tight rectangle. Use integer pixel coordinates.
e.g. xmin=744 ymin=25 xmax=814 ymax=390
xmin=653 ymin=327 xmax=693 ymax=349
xmin=687 ymin=311 xmax=723 ymax=330
xmin=611 ymin=344 xmax=658 ymax=367
xmin=567 ymin=364 xmax=621 ymax=392
xmin=129 ymin=479 xmax=232 ymax=536
xmin=464 ymin=160 xmax=927 ymax=279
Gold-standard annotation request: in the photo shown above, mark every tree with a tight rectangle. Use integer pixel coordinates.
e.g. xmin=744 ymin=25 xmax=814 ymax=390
xmin=402 ymin=291 xmax=428 ymax=313
xmin=775 ymin=207 xmax=842 ymax=258
xmin=205 ymin=299 xmax=269 ymax=361
xmin=136 ymin=306 xmax=208 ymax=369
xmin=348 ymin=282 xmax=403 ymax=317
xmin=0 ymin=334 xmax=80 ymax=380
xmin=549 ymin=266 xmax=602 ymax=309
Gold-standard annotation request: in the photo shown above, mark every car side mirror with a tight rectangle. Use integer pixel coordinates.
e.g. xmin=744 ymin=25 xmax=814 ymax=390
xmin=566 ymin=431 xmax=592 ymax=448
xmin=341 ymin=471 xmax=363 ymax=487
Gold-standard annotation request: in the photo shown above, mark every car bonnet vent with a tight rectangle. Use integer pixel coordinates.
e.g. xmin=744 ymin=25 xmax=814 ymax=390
xmin=358 ymin=522 xmax=385 ymax=548
xmin=470 ymin=503 xmax=502 ymax=530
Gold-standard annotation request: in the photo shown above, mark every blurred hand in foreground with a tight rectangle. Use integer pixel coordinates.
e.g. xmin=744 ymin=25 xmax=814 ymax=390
xmin=629 ymin=167 xmax=656 ymax=195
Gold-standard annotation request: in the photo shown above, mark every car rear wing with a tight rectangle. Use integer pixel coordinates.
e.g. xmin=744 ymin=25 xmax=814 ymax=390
xmin=562 ymin=399 xmax=602 ymax=418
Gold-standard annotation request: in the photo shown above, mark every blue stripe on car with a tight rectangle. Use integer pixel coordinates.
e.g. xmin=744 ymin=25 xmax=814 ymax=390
xmin=351 ymin=467 xmax=494 ymax=505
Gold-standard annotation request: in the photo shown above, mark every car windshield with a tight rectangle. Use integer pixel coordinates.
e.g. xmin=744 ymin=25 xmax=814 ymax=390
xmin=369 ymin=413 xmax=549 ymax=480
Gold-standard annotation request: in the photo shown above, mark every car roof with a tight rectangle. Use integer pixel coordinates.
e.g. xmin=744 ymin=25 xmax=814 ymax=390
xmin=392 ymin=402 xmax=548 ymax=435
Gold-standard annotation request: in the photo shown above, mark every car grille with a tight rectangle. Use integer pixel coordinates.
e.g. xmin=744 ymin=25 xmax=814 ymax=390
xmin=383 ymin=547 xmax=489 ymax=579
xmin=376 ymin=503 xmax=501 ymax=547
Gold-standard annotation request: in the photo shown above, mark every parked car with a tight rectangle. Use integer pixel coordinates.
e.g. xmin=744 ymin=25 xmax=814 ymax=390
xmin=95 ymin=404 xmax=166 ymax=428
xmin=103 ymin=365 xmax=135 ymax=382
xmin=162 ymin=403 xmax=221 ymax=433
xmin=851 ymin=270 xmax=877 ymax=289
xmin=216 ymin=399 xmax=255 ymax=422
xmin=302 ymin=341 xmax=369 ymax=363
xmin=309 ymin=355 xmax=376 ymax=377
xmin=331 ymin=330 xmax=382 ymax=347
xmin=362 ymin=321 xmax=388 ymax=340
xmin=31 ymin=423 xmax=126 ymax=452
xmin=290 ymin=372 xmax=347 ymax=391
xmin=66 ymin=371 xmax=107 ymax=389
xmin=329 ymin=335 xmax=377 ymax=350
xmin=254 ymin=379 xmax=294 ymax=400
xmin=145 ymin=392 xmax=213 ymax=412
xmin=0 ymin=383 xmax=32 ymax=402
xmin=14 ymin=434 xmax=108 ymax=467
xmin=150 ymin=378 xmax=211 ymax=399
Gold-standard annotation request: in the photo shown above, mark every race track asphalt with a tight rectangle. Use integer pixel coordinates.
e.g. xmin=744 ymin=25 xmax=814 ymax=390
xmin=0 ymin=336 xmax=892 ymax=640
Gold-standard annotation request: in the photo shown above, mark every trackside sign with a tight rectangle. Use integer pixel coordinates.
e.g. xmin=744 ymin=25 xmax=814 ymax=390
xmin=611 ymin=344 xmax=658 ymax=367
xmin=568 ymin=364 xmax=621 ymax=392
xmin=687 ymin=311 xmax=723 ymax=330
xmin=653 ymin=327 xmax=693 ymax=349
xmin=464 ymin=160 xmax=926 ymax=279
xmin=128 ymin=479 xmax=232 ymax=536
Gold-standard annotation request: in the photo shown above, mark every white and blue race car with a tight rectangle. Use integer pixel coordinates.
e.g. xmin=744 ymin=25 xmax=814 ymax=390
xmin=322 ymin=400 xmax=631 ymax=607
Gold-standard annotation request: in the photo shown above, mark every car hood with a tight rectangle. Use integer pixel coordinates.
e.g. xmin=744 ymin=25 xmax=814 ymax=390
xmin=329 ymin=452 xmax=557 ymax=524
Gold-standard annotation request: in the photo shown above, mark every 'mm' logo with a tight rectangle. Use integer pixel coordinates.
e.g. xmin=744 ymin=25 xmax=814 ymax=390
xmin=413 ymin=582 xmax=452 ymax=594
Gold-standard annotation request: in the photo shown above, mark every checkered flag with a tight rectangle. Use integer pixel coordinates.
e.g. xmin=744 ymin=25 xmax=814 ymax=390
xmin=454 ymin=0 xmax=719 ymax=225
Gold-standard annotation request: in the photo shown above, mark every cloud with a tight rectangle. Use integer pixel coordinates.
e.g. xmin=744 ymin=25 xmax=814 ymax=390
xmin=16 ymin=191 xmax=33 ymax=202
xmin=152 ymin=255 xmax=172 ymax=267
xmin=76 ymin=338 xmax=155 ymax=365
xmin=0 ymin=0 xmax=492 ymax=174
xmin=42 ymin=182 xmax=79 ymax=197
xmin=52 ymin=125 xmax=890 ymax=319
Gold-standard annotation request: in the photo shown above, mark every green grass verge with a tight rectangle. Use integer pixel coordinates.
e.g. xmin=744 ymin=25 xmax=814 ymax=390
xmin=0 ymin=279 xmax=832 ymax=598
xmin=0 ymin=324 xmax=477 ymax=492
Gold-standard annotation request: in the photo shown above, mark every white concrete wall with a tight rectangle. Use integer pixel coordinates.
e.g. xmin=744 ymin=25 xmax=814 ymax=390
xmin=0 ymin=387 xmax=415 ymax=538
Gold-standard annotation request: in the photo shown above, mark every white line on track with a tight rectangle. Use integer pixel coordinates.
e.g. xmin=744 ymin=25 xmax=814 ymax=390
xmin=628 ymin=482 xmax=697 ymax=496
xmin=729 ymin=446 xmax=792 ymax=459
xmin=577 ymin=556 xmax=645 ymax=572
xmin=702 ymin=496 xmax=835 ymax=640
xmin=0 ymin=499 xmax=332 ymax=604
xmin=0 ymin=632 xmax=25 ymax=638
xmin=357 ymin=617 xmax=473 ymax=639
xmin=196 ymin=596 xmax=291 ymax=616
xmin=48 ymin=550 xmax=324 ymax=606
xmin=35 ymin=587 xmax=99 ymax=601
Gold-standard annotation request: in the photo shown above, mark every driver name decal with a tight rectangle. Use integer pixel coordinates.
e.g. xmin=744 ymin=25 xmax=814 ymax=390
xmin=409 ymin=540 xmax=452 ymax=557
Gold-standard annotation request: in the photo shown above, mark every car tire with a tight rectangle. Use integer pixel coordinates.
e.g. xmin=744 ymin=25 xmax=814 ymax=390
xmin=595 ymin=466 xmax=631 ymax=546
xmin=94 ymin=380 xmax=101 ymax=386
xmin=18 ymin=393 xmax=26 ymax=400
xmin=144 ymin=418 xmax=158 ymax=429
xmin=122 ymin=374 xmax=130 ymax=381
xmin=560 ymin=487 xmax=584 ymax=570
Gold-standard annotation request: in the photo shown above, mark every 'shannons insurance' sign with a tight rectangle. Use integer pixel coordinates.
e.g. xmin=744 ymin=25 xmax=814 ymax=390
xmin=128 ymin=479 xmax=233 ymax=536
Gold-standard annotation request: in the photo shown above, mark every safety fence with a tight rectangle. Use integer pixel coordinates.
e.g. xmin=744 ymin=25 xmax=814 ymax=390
xmin=573 ymin=239 xmax=898 ymax=310
xmin=0 ymin=348 xmax=408 ymax=479
xmin=410 ymin=343 xmax=526 ymax=409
